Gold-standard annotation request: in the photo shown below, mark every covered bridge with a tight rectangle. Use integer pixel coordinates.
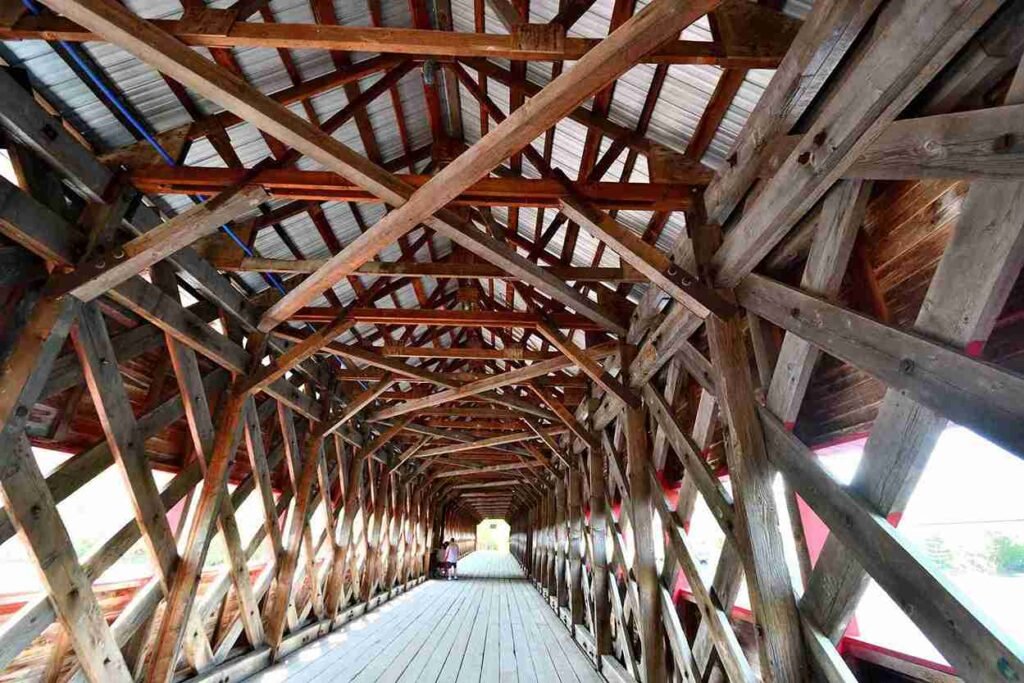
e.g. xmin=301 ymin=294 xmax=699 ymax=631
xmin=0 ymin=0 xmax=1022 ymax=681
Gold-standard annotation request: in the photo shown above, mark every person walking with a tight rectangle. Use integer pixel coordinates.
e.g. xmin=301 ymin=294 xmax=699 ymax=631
xmin=444 ymin=538 xmax=460 ymax=580
xmin=436 ymin=542 xmax=448 ymax=579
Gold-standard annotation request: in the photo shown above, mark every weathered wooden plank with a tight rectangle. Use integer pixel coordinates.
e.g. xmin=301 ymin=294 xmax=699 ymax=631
xmin=799 ymin=56 xmax=1024 ymax=641
xmin=706 ymin=314 xmax=806 ymax=679
xmin=767 ymin=103 xmax=1024 ymax=182
xmin=56 ymin=185 xmax=266 ymax=302
xmin=761 ymin=408 xmax=1024 ymax=681
xmin=620 ymin=346 xmax=665 ymax=683
xmin=738 ymin=274 xmax=1024 ymax=459
xmin=145 ymin=380 xmax=250 ymax=683
xmin=0 ymin=14 xmax=790 ymax=67
xmin=766 ymin=180 xmax=870 ymax=427
xmin=0 ymin=290 xmax=131 ymax=682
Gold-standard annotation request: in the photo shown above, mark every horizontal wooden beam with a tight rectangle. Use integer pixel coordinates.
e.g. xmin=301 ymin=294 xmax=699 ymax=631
xmin=129 ymin=167 xmax=700 ymax=210
xmin=211 ymin=257 xmax=645 ymax=282
xmin=765 ymin=103 xmax=1024 ymax=183
xmin=416 ymin=428 xmax=565 ymax=458
xmin=374 ymin=346 xmax=559 ymax=361
xmin=372 ymin=342 xmax=618 ymax=421
xmin=738 ymin=274 xmax=1024 ymax=459
xmin=434 ymin=461 xmax=544 ymax=477
xmin=333 ymin=369 xmax=587 ymax=387
xmin=291 ymin=307 xmax=612 ymax=330
xmin=0 ymin=14 xmax=793 ymax=67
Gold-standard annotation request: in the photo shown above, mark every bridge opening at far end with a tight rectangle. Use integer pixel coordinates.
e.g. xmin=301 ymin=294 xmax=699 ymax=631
xmin=477 ymin=518 xmax=512 ymax=554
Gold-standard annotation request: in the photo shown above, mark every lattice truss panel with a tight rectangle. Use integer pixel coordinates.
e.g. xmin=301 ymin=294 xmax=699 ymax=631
xmin=0 ymin=0 xmax=1022 ymax=681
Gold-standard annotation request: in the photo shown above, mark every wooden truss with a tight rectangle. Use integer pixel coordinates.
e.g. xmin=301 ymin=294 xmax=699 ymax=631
xmin=0 ymin=0 xmax=1023 ymax=681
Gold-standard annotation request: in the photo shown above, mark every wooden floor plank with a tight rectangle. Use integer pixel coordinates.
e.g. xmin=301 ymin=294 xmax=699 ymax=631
xmin=246 ymin=552 xmax=599 ymax=683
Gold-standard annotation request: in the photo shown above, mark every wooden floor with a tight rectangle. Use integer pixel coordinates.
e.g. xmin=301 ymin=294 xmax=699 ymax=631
xmin=246 ymin=551 xmax=604 ymax=682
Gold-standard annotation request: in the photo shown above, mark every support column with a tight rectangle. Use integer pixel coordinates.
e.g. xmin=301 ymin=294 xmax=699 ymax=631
xmin=567 ymin=466 xmax=584 ymax=625
xmin=589 ymin=422 xmax=612 ymax=659
xmin=555 ymin=474 xmax=568 ymax=608
xmin=621 ymin=344 xmax=665 ymax=683
xmin=707 ymin=314 xmax=807 ymax=681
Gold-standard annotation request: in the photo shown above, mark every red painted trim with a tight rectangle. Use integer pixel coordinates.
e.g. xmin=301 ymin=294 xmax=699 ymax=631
xmin=811 ymin=431 xmax=871 ymax=451
xmin=964 ymin=339 xmax=986 ymax=358
xmin=670 ymin=590 xmax=956 ymax=677
xmin=843 ymin=638 xmax=957 ymax=675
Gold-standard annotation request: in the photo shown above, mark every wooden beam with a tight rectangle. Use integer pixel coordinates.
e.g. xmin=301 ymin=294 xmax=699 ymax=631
xmin=152 ymin=262 xmax=267 ymax=651
xmin=129 ymin=167 xmax=699 ymax=209
xmin=558 ymin=183 xmax=735 ymax=319
xmin=642 ymin=384 xmax=733 ymax=531
xmin=433 ymin=461 xmax=544 ymax=477
xmin=0 ymin=14 xmax=791 ymax=67
xmin=264 ymin=425 xmax=326 ymax=650
xmin=0 ymin=175 xmax=320 ymax=419
xmin=291 ymin=307 xmax=613 ymax=330
xmin=620 ymin=346 xmax=665 ymax=683
xmin=213 ymin=257 xmax=645 ymax=282
xmin=739 ymin=273 xmax=1024 ymax=459
xmin=145 ymin=381 xmax=250 ymax=683
xmin=415 ymin=429 xmax=561 ymax=458
xmin=706 ymin=314 xmax=806 ymax=679
xmin=766 ymin=179 xmax=869 ymax=427
xmin=703 ymin=0 xmax=882 ymax=223
xmin=26 ymin=0 xmax=608 ymax=338
xmin=54 ymin=185 xmax=266 ymax=302
xmin=0 ymin=293 xmax=133 ymax=682
xmin=767 ymin=103 xmax=1024 ymax=183
xmin=324 ymin=373 xmax=397 ymax=435
xmin=241 ymin=312 xmax=355 ymax=394
xmin=536 ymin=321 xmax=639 ymax=408
xmin=259 ymin=0 xmax=720 ymax=332
xmin=371 ymin=342 xmax=617 ymax=420
xmin=799 ymin=56 xmax=1024 ymax=643
xmin=710 ymin=0 xmax=1006 ymax=283
xmin=72 ymin=301 xmax=218 ymax=670
xmin=760 ymin=409 xmax=1024 ymax=680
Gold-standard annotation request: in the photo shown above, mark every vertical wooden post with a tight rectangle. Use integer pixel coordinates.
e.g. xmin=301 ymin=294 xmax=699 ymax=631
xmin=0 ymin=293 xmax=133 ymax=682
xmin=554 ymin=474 xmax=568 ymax=608
xmin=707 ymin=314 xmax=808 ymax=681
xmin=621 ymin=343 xmax=666 ymax=683
xmin=146 ymin=377 xmax=251 ymax=681
xmin=545 ymin=489 xmax=557 ymax=595
xmin=589 ymin=428 xmax=612 ymax=659
xmin=567 ymin=466 xmax=584 ymax=624
xmin=325 ymin=453 xmax=366 ymax=617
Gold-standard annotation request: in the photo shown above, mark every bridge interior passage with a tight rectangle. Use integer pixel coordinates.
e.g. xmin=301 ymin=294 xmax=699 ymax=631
xmin=247 ymin=552 xmax=601 ymax=683
xmin=3 ymin=0 xmax=1024 ymax=682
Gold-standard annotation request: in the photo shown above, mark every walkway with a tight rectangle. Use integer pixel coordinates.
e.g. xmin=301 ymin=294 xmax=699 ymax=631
xmin=246 ymin=551 xmax=603 ymax=682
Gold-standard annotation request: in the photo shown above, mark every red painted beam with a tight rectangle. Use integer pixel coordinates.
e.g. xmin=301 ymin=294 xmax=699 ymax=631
xmin=128 ymin=166 xmax=701 ymax=210
xmin=293 ymin=307 xmax=610 ymax=330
